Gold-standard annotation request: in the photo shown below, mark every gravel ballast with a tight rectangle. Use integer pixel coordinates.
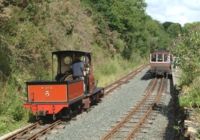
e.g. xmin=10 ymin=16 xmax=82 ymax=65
xmin=134 ymin=78 xmax=175 ymax=140
xmin=48 ymin=67 xmax=151 ymax=140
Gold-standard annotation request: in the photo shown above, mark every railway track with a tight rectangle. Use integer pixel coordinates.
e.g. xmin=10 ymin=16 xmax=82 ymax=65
xmin=2 ymin=65 xmax=147 ymax=140
xmin=104 ymin=64 xmax=147 ymax=95
xmin=3 ymin=120 xmax=63 ymax=140
xmin=101 ymin=77 xmax=167 ymax=140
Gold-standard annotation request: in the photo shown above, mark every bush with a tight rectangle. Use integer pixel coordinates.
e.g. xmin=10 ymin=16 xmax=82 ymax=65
xmin=180 ymin=77 xmax=200 ymax=108
xmin=11 ymin=100 xmax=27 ymax=121
xmin=172 ymin=23 xmax=200 ymax=109
xmin=0 ymin=116 xmax=14 ymax=134
xmin=0 ymin=42 xmax=11 ymax=77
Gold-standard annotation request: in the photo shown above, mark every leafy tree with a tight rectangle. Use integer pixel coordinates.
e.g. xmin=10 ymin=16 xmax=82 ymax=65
xmin=167 ymin=23 xmax=182 ymax=37
xmin=163 ymin=22 xmax=182 ymax=38
xmin=83 ymin=0 xmax=170 ymax=59
xmin=163 ymin=22 xmax=174 ymax=30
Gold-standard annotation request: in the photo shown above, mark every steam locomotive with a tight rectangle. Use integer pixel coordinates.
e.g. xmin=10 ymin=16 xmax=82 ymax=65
xmin=24 ymin=51 xmax=104 ymax=120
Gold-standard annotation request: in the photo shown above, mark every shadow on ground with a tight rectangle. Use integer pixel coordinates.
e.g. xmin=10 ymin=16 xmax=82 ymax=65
xmin=141 ymin=70 xmax=154 ymax=80
xmin=153 ymin=78 xmax=187 ymax=140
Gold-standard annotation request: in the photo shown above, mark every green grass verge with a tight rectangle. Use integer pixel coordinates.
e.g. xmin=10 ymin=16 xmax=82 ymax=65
xmin=94 ymin=57 xmax=144 ymax=87
xmin=179 ymin=76 xmax=200 ymax=108
xmin=92 ymin=44 xmax=146 ymax=87
xmin=0 ymin=116 xmax=28 ymax=136
xmin=0 ymin=80 xmax=30 ymax=136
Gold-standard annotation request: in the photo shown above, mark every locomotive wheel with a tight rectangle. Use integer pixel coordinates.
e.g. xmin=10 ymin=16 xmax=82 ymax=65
xmin=82 ymin=98 xmax=91 ymax=110
xmin=36 ymin=114 xmax=40 ymax=121
xmin=53 ymin=114 xmax=56 ymax=121
xmin=93 ymin=94 xmax=100 ymax=104
xmin=96 ymin=94 xmax=100 ymax=102
xmin=38 ymin=119 xmax=44 ymax=124
xmin=77 ymin=104 xmax=83 ymax=114
xmin=99 ymin=90 xmax=104 ymax=98
xmin=36 ymin=116 xmax=39 ymax=121
xmin=62 ymin=108 xmax=72 ymax=120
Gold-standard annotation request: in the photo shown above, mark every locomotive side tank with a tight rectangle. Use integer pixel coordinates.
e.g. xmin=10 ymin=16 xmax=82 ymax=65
xmin=24 ymin=51 xmax=103 ymax=120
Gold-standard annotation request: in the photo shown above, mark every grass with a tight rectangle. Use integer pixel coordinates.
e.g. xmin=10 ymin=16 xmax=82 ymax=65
xmin=0 ymin=79 xmax=30 ymax=136
xmin=179 ymin=76 xmax=200 ymax=108
xmin=94 ymin=57 xmax=143 ymax=87
xmin=0 ymin=116 xmax=29 ymax=136
xmin=92 ymin=43 xmax=146 ymax=87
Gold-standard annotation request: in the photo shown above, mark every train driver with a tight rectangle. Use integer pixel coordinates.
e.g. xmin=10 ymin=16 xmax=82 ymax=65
xmin=72 ymin=55 xmax=84 ymax=80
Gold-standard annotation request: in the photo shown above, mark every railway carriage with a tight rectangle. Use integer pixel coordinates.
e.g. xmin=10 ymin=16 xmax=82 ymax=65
xmin=24 ymin=51 xmax=104 ymax=120
xmin=150 ymin=50 xmax=172 ymax=77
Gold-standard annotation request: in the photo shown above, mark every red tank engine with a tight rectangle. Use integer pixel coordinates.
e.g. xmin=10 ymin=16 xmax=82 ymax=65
xmin=24 ymin=51 xmax=104 ymax=120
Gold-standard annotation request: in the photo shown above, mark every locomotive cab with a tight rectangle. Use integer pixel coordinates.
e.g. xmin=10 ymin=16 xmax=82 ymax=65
xmin=52 ymin=51 xmax=95 ymax=94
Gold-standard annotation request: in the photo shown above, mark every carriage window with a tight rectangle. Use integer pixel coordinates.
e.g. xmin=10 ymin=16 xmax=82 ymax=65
xmin=164 ymin=54 xmax=168 ymax=62
xmin=151 ymin=54 xmax=156 ymax=62
xmin=157 ymin=54 xmax=163 ymax=62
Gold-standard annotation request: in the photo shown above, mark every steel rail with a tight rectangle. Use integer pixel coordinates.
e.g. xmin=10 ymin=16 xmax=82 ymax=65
xmin=104 ymin=64 xmax=147 ymax=95
xmin=101 ymin=78 xmax=158 ymax=140
xmin=3 ymin=122 xmax=39 ymax=140
xmin=125 ymin=78 xmax=166 ymax=140
xmin=27 ymin=120 xmax=62 ymax=140
xmin=2 ymin=120 xmax=62 ymax=140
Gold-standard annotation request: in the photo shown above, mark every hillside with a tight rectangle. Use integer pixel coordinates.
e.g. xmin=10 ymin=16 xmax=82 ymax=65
xmin=0 ymin=0 xmax=170 ymax=135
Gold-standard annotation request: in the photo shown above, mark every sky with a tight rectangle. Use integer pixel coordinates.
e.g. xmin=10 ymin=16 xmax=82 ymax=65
xmin=145 ymin=0 xmax=200 ymax=25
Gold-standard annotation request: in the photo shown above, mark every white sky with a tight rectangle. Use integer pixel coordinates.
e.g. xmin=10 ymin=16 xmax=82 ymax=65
xmin=145 ymin=0 xmax=200 ymax=25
